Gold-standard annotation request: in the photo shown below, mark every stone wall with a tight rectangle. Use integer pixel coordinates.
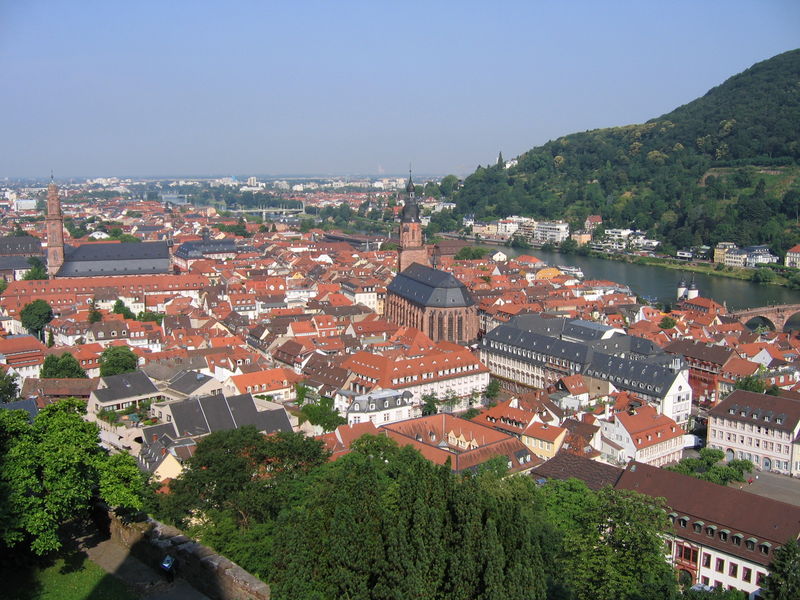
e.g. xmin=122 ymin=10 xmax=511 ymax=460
xmin=108 ymin=511 xmax=270 ymax=600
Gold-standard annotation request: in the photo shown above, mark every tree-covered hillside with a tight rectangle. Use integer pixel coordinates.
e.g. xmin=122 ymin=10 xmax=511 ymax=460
xmin=455 ymin=49 xmax=800 ymax=255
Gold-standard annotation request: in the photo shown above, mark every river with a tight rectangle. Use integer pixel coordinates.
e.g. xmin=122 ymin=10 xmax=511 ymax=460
xmin=499 ymin=247 xmax=800 ymax=311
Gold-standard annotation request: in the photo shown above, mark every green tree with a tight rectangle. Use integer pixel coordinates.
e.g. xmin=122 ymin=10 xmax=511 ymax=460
xmin=485 ymin=378 xmax=501 ymax=400
xmin=421 ymin=393 xmax=439 ymax=416
xmin=666 ymin=447 xmax=753 ymax=486
xmin=454 ymin=246 xmax=489 ymax=260
xmin=112 ymin=299 xmax=135 ymax=320
xmin=439 ymin=174 xmax=460 ymax=198
xmin=659 ymin=316 xmax=677 ymax=329
xmin=20 ymin=299 xmax=53 ymax=341
xmin=21 ymin=257 xmax=48 ymax=281
xmin=158 ymin=428 xmax=327 ymax=528
xmin=10 ymin=225 xmax=33 ymax=237
xmin=461 ymin=407 xmax=481 ymax=419
xmin=0 ymin=398 xmax=145 ymax=555
xmin=40 ymin=353 xmax=88 ymax=379
xmin=298 ymin=395 xmax=346 ymax=433
xmin=762 ymin=538 xmax=800 ymax=600
xmin=542 ymin=481 xmax=676 ymax=600
xmin=752 ymin=268 xmax=776 ymax=284
xmin=0 ymin=371 xmax=19 ymax=403
xmin=99 ymin=346 xmax=138 ymax=376
xmin=734 ymin=374 xmax=766 ymax=394
xmin=46 ymin=330 xmax=54 ymax=347
xmin=136 ymin=310 xmax=164 ymax=325
xmin=560 ymin=238 xmax=579 ymax=254
xmin=88 ymin=299 xmax=102 ymax=323
xmin=269 ymin=437 xmax=549 ymax=600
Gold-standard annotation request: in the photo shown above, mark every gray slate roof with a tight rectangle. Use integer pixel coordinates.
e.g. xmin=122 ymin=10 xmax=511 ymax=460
xmin=591 ymin=334 xmax=665 ymax=359
xmin=482 ymin=324 xmax=594 ymax=365
xmin=483 ymin=321 xmax=682 ymax=399
xmin=387 ymin=263 xmax=474 ymax=308
xmin=0 ymin=398 xmax=39 ymax=420
xmin=0 ymin=236 xmax=43 ymax=256
xmin=0 ymin=256 xmax=37 ymax=270
xmin=58 ymin=241 xmax=170 ymax=277
xmin=167 ymin=370 xmax=215 ymax=395
xmin=162 ymin=392 xmax=292 ymax=438
xmin=93 ymin=371 xmax=159 ymax=403
xmin=174 ymin=239 xmax=237 ymax=259
xmin=584 ymin=352 xmax=680 ymax=398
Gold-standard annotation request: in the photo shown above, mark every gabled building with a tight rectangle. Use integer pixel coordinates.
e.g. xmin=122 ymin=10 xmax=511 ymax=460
xmin=223 ymin=367 xmax=304 ymax=404
xmin=381 ymin=413 xmax=539 ymax=474
xmin=664 ymin=339 xmax=738 ymax=405
xmin=600 ymin=404 xmax=683 ymax=466
xmin=344 ymin=388 xmax=418 ymax=426
xmin=341 ymin=344 xmax=489 ymax=411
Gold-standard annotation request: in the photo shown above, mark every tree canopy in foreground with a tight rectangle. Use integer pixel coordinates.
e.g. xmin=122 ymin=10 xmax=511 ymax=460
xmin=0 ymin=398 xmax=146 ymax=555
xmin=151 ymin=431 xmax=680 ymax=600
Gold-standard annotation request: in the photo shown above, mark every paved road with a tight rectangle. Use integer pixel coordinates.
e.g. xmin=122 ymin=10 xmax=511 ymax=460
xmin=79 ymin=531 xmax=210 ymax=600
xmin=730 ymin=469 xmax=800 ymax=506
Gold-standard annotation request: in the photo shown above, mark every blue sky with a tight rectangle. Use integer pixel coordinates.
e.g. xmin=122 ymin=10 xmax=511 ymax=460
xmin=1 ymin=0 xmax=799 ymax=178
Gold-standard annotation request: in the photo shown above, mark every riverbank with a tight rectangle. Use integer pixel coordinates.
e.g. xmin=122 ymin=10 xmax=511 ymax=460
xmin=589 ymin=253 xmax=792 ymax=288
xmin=443 ymin=234 xmax=795 ymax=289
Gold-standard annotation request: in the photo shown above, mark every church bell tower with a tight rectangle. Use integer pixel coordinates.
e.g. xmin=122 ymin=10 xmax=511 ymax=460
xmin=45 ymin=175 xmax=65 ymax=277
xmin=398 ymin=171 xmax=429 ymax=272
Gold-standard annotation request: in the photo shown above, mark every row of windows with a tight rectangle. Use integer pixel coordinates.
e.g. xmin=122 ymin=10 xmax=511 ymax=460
xmin=713 ymin=416 xmax=788 ymax=435
xmin=28 ymin=281 xmax=200 ymax=294
xmin=673 ymin=542 xmax=765 ymax=585
xmin=707 ymin=445 xmax=791 ymax=471
xmin=711 ymin=430 xmax=790 ymax=454
xmin=672 ymin=516 xmax=772 ymax=556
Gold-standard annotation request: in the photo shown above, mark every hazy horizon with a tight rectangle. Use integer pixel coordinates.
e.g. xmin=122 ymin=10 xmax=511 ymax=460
xmin=2 ymin=1 xmax=799 ymax=179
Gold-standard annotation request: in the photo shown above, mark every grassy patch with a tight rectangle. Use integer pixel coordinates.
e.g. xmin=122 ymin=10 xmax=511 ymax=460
xmin=4 ymin=554 xmax=137 ymax=600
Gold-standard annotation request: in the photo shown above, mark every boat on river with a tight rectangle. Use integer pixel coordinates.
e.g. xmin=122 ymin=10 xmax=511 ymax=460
xmin=557 ymin=265 xmax=584 ymax=279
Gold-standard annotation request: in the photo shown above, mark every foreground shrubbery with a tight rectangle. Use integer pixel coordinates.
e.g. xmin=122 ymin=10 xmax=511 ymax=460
xmin=149 ymin=428 xmax=679 ymax=600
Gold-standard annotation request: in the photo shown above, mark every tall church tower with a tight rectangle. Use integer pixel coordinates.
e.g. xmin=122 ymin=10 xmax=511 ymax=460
xmin=45 ymin=176 xmax=65 ymax=277
xmin=398 ymin=172 xmax=429 ymax=271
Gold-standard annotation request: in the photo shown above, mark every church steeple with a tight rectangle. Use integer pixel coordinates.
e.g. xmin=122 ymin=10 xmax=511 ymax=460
xmin=401 ymin=170 xmax=420 ymax=224
xmin=45 ymin=174 xmax=65 ymax=277
xmin=398 ymin=168 xmax=428 ymax=271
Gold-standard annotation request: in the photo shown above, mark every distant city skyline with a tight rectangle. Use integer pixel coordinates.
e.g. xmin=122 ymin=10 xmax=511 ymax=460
xmin=1 ymin=0 xmax=799 ymax=178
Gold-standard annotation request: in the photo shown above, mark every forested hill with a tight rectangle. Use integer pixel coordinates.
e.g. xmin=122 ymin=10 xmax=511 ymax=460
xmin=454 ymin=49 xmax=800 ymax=255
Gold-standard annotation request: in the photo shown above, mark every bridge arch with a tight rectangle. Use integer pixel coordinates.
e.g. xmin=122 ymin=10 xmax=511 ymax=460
xmin=732 ymin=304 xmax=800 ymax=332
xmin=743 ymin=315 xmax=776 ymax=331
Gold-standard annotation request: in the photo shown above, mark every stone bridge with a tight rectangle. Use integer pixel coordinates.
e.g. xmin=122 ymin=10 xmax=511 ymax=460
xmin=730 ymin=304 xmax=800 ymax=331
